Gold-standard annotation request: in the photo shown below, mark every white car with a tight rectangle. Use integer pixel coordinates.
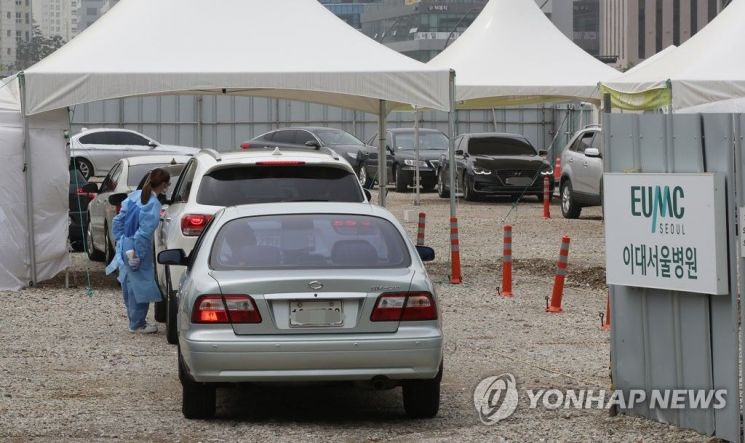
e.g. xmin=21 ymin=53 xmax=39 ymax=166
xmin=86 ymin=155 xmax=191 ymax=263
xmin=69 ymin=128 xmax=200 ymax=179
xmin=156 ymin=147 xmax=370 ymax=344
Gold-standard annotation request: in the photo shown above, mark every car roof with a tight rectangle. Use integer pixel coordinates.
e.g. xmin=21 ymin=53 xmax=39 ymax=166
xmin=74 ymin=128 xmax=145 ymax=136
xmin=462 ymin=132 xmax=530 ymax=140
xmin=270 ymin=126 xmax=348 ymax=133
xmin=194 ymin=148 xmax=350 ymax=167
xmin=221 ymin=202 xmax=390 ymax=220
xmin=389 ymin=128 xmax=444 ymax=134
xmin=123 ymin=155 xmax=192 ymax=166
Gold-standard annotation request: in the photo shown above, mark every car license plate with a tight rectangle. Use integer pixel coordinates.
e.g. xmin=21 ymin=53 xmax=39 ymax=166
xmin=505 ymin=177 xmax=533 ymax=186
xmin=290 ymin=300 xmax=344 ymax=327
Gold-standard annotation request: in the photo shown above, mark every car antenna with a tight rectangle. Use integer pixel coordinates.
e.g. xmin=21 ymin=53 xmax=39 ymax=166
xmin=170 ymin=158 xmax=177 ymax=165
xmin=272 ymin=147 xmax=282 ymax=156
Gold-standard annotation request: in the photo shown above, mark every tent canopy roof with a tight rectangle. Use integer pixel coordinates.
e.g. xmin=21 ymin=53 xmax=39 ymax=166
xmin=22 ymin=0 xmax=451 ymax=115
xmin=427 ymin=0 xmax=618 ymax=108
xmin=601 ymin=0 xmax=745 ymax=111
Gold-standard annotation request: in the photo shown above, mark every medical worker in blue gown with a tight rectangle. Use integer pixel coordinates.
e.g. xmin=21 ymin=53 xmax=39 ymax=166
xmin=106 ymin=168 xmax=171 ymax=333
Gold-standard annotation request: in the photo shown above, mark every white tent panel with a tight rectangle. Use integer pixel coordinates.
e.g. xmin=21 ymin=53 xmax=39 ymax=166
xmin=601 ymin=0 xmax=745 ymax=110
xmin=428 ymin=0 xmax=618 ymax=108
xmin=0 ymin=77 xmax=68 ymax=291
xmin=624 ymin=45 xmax=677 ymax=75
xmin=23 ymin=0 xmax=451 ymax=115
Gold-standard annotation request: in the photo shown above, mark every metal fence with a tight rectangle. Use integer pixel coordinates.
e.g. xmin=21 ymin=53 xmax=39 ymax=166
xmin=69 ymin=95 xmax=592 ymax=155
xmin=605 ymin=112 xmax=741 ymax=442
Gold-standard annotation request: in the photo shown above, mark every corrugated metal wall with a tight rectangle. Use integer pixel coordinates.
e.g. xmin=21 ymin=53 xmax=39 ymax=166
xmin=70 ymin=95 xmax=592 ymax=155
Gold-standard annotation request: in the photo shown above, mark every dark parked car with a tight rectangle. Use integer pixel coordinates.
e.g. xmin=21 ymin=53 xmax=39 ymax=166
xmin=362 ymin=128 xmax=448 ymax=192
xmin=242 ymin=127 xmax=376 ymax=179
xmin=68 ymin=168 xmax=97 ymax=251
xmin=436 ymin=133 xmax=554 ymax=201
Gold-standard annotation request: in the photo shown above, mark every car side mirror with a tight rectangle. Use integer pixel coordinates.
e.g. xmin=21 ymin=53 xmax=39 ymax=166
xmin=148 ymin=141 xmax=158 ymax=148
xmin=386 ymin=146 xmax=394 ymax=154
xmin=584 ymin=147 xmax=601 ymax=158
xmin=455 ymin=149 xmax=464 ymax=156
xmin=158 ymin=249 xmax=188 ymax=266
xmin=108 ymin=193 xmax=127 ymax=206
xmin=416 ymin=246 xmax=435 ymax=262
xmin=81 ymin=182 xmax=98 ymax=193
xmin=538 ymin=149 xmax=548 ymax=157
xmin=363 ymin=189 xmax=372 ymax=202
xmin=305 ymin=140 xmax=321 ymax=148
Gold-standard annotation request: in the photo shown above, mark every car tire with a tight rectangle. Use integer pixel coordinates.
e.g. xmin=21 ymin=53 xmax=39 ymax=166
xmin=394 ymin=168 xmax=409 ymax=193
xmin=86 ymin=218 xmax=105 ymax=262
xmin=437 ymin=170 xmax=449 ymax=198
xmin=402 ymin=364 xmax=442 ymax=419
xmin=104 ymin=226 xmax=115 ymax=264
xmin=166 ymin=268 xmax=179 ymax=345
xmin=180 ymin=350 xmax=216 ymax=419
xmin=462 ymin=175 xmax=476 ymax=201
xmin=422 ymin=180 xmax=436 ymax=193
xmin=357 ymin=165 xmax=373 ymax=190
xmin=73 ymin=157 xmax=94 ymax=180
xmin=561 ymin=180 xmax=582 ymax=219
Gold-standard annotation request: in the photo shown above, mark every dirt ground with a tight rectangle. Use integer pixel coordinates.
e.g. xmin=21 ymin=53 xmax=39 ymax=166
xmin=0 ymin=191 xmax=708 ymax=442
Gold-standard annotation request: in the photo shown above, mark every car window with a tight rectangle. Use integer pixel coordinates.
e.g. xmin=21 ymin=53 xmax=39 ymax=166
xmin=79 ymin=132 xmax=119 ymax=145
xmin=314 ymin=129 xmax=364 ymax=146
xmin=196 ymin=165 xmax=364 ymax=206
xmin=294 ymin=130 xmax=317 ymax=145
xmin=468 ymin=137 xmax=537 ymax=156
xmin=210 ymin=214 xmax=410 ymax=270
xmin=69 ymin=169 xmax=87 ymax=186
xmin=116 ymin=132 xmax=151 ymax=146
xmin=137 ymin=164 xmax=185 ymax=200
xmin=256 ymin=132 xmax=274 ymax=142
xmin=272 ymin=130 xmax=295 ymax=144
xmin=591 ymin=131 xmax=602 ymax=152
xmin=394 ymin=132 xmax=448 ymax=150
xmin=126 ymin=163 xmax=170 ymax=187
xmin=189 ymin=216 xmax=217 ymax=269
xmin=99 ymin=163 xmax=121 ymax=193
xmin=571 ymin=132 xmax=595 ymax=153
xmin=173 ymin=159 xmax=197 ymax=203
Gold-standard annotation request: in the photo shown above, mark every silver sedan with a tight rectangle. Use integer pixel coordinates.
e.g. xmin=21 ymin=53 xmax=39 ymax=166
xmin=158 ymin=202 xmax=443 ymax=420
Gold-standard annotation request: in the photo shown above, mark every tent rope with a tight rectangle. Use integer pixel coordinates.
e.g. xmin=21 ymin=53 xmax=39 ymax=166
xmin=67 ymin=105 xmax=94 ymax=298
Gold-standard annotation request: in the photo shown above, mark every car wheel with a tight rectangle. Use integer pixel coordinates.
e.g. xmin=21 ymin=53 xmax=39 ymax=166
xmin=437 ymin=170 xmax=449 ymax=198
xmin=74 ymin=157 xmax=94 ymax=180
xmin=358 ymin=165 xmax=375 ymax=190
xmin=86 ymin=218 xmax=105 ymax=261
xmin=402 ymin=364 xmax=442 ymax=419
xmin=394 ymin=168 xmax=409 ymax=193
xmin=462 ymin=175 xmax=476 ymax=201
xmin=180 ymin=349 xmax=216 ymax=419
xmin=561 ymin=180 xmax=582 ymax=219
xmin=104 ymin=226 xmax=114 ymax=264
xmin=166 ymin=268 xmax=179 ymax=345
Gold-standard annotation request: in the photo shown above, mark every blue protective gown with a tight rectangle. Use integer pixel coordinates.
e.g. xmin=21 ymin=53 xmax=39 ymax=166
xmin=105 ymin=190 xmax=163 ymax=304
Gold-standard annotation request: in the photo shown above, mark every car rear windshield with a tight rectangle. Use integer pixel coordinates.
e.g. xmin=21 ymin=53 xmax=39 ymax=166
xmin=127 ymin=163 xmax=170 ymax=187
xmin=210 ymin=214 xmax=411 ymax=270
xmin=468 ymin=137 xmax=536 ymax=156
xmin=314 ymin=129 xmax=364 ymax=146
xmin=196 ymin=165 xmax=364 ymax=206
xmin=396 ymin=132 xmax=448 ymax=150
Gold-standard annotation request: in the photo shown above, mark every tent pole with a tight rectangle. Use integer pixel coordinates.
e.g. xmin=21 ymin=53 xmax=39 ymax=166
xmin=448 ymin=70 xmax=457 ymax=219
xmin=414 ymin=106 xmax=421 ymax=206
xmin=378 ymin=100 xmax=387 ymax=206
xmin=18 ymin=73 xmax=37 ymax=286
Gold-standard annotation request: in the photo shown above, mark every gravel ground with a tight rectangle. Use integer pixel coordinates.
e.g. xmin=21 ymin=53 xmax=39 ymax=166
xmin=0 ymin=191 xmax=709 ymax=442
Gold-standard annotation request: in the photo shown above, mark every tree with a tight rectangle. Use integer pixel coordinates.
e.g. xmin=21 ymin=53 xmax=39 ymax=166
xmin=14 ymin=25 xmax=65 ymax=71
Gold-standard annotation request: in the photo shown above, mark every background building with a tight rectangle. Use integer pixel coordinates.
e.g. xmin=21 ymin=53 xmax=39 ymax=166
xmin=0 ymin=0 xmax=32 ymax=71
xmin=600 ymin=0 xmax=728 ymax=70
xmin=76 ymin=0 xmax=106 ymax=34
xmin=32 ymin=0 xmax=80 ymax=41
xmin=319 ymin=0 xmax=383 ymax=29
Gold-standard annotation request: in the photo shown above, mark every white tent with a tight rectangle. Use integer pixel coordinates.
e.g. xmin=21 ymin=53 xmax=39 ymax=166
xmin=427 ymin=0 xmax=619 ymax=108
xmin=600 ymin=0 xmax=745 ymax=111
xmin=624 ymin=45 xmax=677 ymax=75
xmin=6 ymin=0 xmax=458 ymax=289
xmin=0 ymin=76 xmax=69 ymax=291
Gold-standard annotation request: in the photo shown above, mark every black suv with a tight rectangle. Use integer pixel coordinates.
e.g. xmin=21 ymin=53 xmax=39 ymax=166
xmin=361 ymin=128 xmax=449 ymax=192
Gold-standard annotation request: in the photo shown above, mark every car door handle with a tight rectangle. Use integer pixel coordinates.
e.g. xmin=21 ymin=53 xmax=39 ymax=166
xmin=583 ymin=162 xmax=589 ymax=167
xmin=161 ymin=217 xmax=171 ymax=222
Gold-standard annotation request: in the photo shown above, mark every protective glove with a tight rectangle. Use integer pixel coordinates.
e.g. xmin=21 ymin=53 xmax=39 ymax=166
xmin=128 ymin=257 xmax=141 ymax=271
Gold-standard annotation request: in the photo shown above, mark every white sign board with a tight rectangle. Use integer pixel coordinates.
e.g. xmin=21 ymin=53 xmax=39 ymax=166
xmin=604 ymin=173 xmax=727 ymax=295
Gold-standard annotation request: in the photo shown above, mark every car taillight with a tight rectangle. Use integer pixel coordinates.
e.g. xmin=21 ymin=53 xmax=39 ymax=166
xmin=254 ymin=161 xmax=306 ymax=166
xmin=75 ymin=188 xmax=96 ymax=201
xmin=181 ymin=214 xmax=213 ymax=236
xmin=191 ymin=295 xmax=261 ymax=324
xmin=240 ymin=142 xmax=251 ymax=150
xmin=370 ymin=292 xmax=437 ymax=322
